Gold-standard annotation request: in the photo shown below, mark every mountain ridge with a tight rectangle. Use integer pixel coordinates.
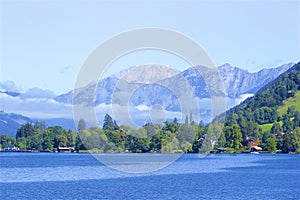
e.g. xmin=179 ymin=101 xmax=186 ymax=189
xmin=0 ymin=62 xmax=295 ymax=136
xmin=59 ymin=63 xmax=293 ymax=107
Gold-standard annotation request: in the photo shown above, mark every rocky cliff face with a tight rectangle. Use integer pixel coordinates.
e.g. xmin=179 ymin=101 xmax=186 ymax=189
xmin=217 ymin=63 xmax=294 ymax=97
xmin=56 ymin=63 xmax=294 ymax=111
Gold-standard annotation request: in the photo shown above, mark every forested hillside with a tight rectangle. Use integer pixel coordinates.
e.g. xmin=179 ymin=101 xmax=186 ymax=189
xmin=213 ymin=62 xmax=300 ymax=153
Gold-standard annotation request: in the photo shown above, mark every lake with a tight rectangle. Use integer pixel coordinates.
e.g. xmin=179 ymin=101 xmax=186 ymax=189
xmin=0 ymin=153 xmax=299 ymax=199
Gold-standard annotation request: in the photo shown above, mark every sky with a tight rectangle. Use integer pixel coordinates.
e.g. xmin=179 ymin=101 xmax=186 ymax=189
xmin=0 ymin=0 xmax=299 ymax=94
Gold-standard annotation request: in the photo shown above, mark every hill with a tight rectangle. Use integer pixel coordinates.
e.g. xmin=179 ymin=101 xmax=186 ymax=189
xmin=0 ymin=111 xmax=33 ymax=137
xmin=277 ymin=90 xmax=300 ymax=116
xmin=0 ymin=110 xmax=76 ymax=137
xmin=213 ymin=62 xmax=300 ymax=153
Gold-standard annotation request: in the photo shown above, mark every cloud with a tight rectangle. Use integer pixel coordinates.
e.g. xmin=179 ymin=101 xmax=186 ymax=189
xmin=235 ymin=93 xmax=254 ymax=104
xmin=20 ymin=87 xmax=56 ymax=99
xmin=93 ymin=102 xmax=213 ymax=127
xmin=0 ymin=93 xmax=72 ymax=119
xmin=135 ymin=104 xmax=151 ymax=111
xmin=0 ymin=80 xmax=20 ymax=92
xmin=0 ymin=90 xmax=255 ymax=126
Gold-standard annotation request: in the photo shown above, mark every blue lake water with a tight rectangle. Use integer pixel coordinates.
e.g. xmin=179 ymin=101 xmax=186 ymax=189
xmin=0 ymin=153 xmax=299 ymax=199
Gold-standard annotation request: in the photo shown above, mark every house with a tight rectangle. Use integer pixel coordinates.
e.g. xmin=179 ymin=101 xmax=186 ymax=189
xmin=4 ymin=145 xmax=19 ymax=151
xmin=251 ymin=146 xmax=263 ymax=152
xmin=57 ymin=146 xmax=75 ymax=152
xmin=217 ymin=148 xmax=227 ymax=153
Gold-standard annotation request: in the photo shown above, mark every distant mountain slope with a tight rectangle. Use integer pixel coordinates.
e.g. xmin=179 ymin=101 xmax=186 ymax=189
xmin=0 ymin=110 xmax=77 ymax=137
xmin=39 ymin=118 xmax=76 ymax=131
xmin=0 ymin=91 xmax=20 ymax=97
xmin=0 ymin=111 xmax=33 ymax=137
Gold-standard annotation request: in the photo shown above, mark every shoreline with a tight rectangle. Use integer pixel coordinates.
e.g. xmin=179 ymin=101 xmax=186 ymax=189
xmin=0 ymin=150 xmax=298 ymax=154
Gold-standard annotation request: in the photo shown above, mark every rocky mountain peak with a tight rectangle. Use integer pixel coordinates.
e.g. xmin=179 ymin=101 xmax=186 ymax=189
xmin=119 ymin=64 xmax=180 ymax=84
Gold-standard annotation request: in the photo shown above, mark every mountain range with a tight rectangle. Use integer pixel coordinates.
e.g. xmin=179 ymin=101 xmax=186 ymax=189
xmin=0 ymin=63 xmax=294 ymax=136
xmin=57 ymin=63 xmax=294 ymax=105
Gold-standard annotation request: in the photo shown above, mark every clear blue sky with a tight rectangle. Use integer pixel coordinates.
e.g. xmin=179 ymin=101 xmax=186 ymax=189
xmin=1 ymin=0 xmax=299 ymax=94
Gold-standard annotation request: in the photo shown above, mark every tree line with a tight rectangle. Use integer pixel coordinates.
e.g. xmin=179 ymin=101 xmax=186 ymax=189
xmin=1 ymin=110 xmax=299 ymax=153
xmin=0 ymin=114 xmax=207 ymax=153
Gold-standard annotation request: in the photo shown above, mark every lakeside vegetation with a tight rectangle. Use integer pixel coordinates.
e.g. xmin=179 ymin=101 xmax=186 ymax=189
xmin=1 ymin=62 xmax=300 ymax=154
xmin=1 ymin=107 xmax=299 ymax=154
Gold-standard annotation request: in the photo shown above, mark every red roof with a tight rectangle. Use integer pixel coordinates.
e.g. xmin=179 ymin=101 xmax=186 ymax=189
xmin=251 ymin=141 xmax=260 ymax=146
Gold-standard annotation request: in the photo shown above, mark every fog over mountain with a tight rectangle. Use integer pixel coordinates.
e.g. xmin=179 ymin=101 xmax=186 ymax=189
xmin=0 ymin=63 xmax=294 ymax=135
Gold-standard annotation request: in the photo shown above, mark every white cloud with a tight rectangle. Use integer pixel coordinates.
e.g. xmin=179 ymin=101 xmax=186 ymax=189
xmin=0 ymin=80 xmax=20 ymax=92
xmin=20 ymin=87 xmax=56 ymax=99
xmin=0 ymin=93 xmax=72 ymax=119
xmin=236 ymin=93 xmax=254 ymax=104
xmin=135 ymin=104 xmax=151 ymax=111
xmin=0 ymin=91 xmax=255 ymax=126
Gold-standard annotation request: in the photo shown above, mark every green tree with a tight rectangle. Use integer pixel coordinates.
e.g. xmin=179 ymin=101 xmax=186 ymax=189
xmin=77 ymin=118 xmax=86 ymax=133
xmin=113 ymin=120 xmax=119 ymax=130
xmin=177 ymin=124 xmax=196 ymax=152
xmin=270 ymin=121 xmax=282 ymax=135
xmin=163 ymin=121 xmax=179 ymax=134
xmin=189 ymin=113 xmax=195 ymax=125
xmin=216 ymin=132 xmax=226 ymax=148
xmin=143 ymin=123 xmax=156 ymax=137
xmin=0 ymin=134 xmax=14 ymax=147
xmin=185 ymin=115 xmax=189 ymax=125
xmin=42 ymin=130 xmax=54 ymax=151
xmin=279 ymin=133 xmax=293 ymax=153
xmin=125 ymin=128 xmax=150 ymax=152
xmin=75 ymin=133 xmax=85 ymax=151
xmin=265 ymin=135 xmax=277 ymax=152
xmin=105 ymin=129 xmax=126 ymax=150
xmin=287 ymin=106 xmax=296 ymax=117
xmin=67 ymin=130 xmax=78 ymax=147
xmin=27 ymin=133 xmax=42 ymax=151
xmin=282 ymin=114 xmax=293 ymax=133
xmin=55 ymin=133 xmax=68 ymax=147
xmin=242 ymin=121 xmax=262 ymax=141
xmin=192 ymin=123 xmax=206 ymax=153
xmin=224 ymin=124 xmax=243 ymax=150
xmin=292 ymin=127 xmax=300 ymax=152
xmin=17 ymin=137 xmax=27 ymax=150
xmin=200 ymin=123 xmax=223 ymax=153
xmin=173 ymin=117 xmax=178 ymax=124
xmin=16 ymin=122 xmax=36 ymax=138
xmin=293 ymin=111 xmax=300 ymax=127
xmin=103 ymin=114 xmax=114 ymax=131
